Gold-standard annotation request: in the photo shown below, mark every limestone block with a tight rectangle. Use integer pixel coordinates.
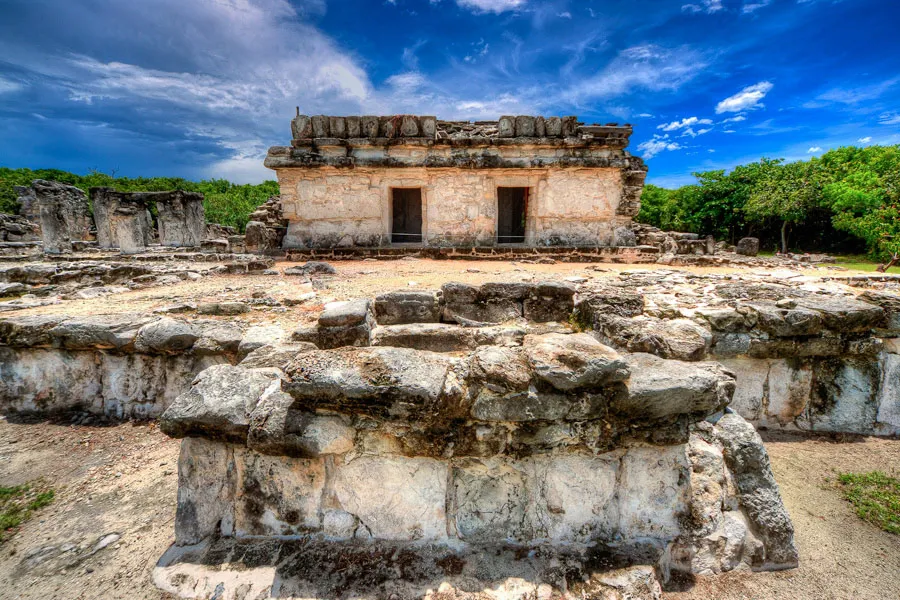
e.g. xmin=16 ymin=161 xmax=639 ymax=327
xmin=345 ymin=116 xmax=361 ymax=138
xmin=766 ymin=361 xmax=812 ymax=426
xmin=613 ymin=226 xmax=637 ymax=247
xmin=0 ymin=347 xmax=102 ymax=414
xmin=617 ymin=444 xmax=688 ymax=539
xmin=233 ymin=449 xmax=325 ymax=537
xmin=237 ymin=325 xmax=286 ymax=359
xmin=627 ymin=318 xmax=712 ymax=362
xmin=319 ymin=299 xmax=372 ymax=328
xmin=534 ymin=116 xmax=546 ymax=137
xmin=33 ymin=180 xmax=92 ymax=253
xmin=876 ymin=352 xmax=900 ymax=433
xmin=524 ymin=333 xmax=629 ymax=391
xmin=562 ymin=116 xmax=578 ymax=137
xmin=498 ymin=116 xmax=515 ymax=138
xmin=174 ymin=437 xmax=237 ymax=545
xmin=452 ymin=458 xmax=527 ymax=542
xmin=291 ymin=114 xmax=312 ymax=139
xmin=328 ymin=116 xmax=347 ymax=139
xmin=334 ymin=456 xmax=448 ymax=541
xmin=160 ymin=365 xmax=284 ymax=442
xmin=713 ymin=413 xmax=799 ymax=569
xmin=545 ymin=116 xmax=562 ymax=137
xmin=718 ymin=358 xmax=770 ymax=421
xmin=529 ymin=454 xmax=619 ymax=543
xmin=400 ymin=115 xmax=419 ymax=137
xmin=514 ymin=116 xmax=535 ymax=137
xmin=809 ymin=358 xmax=880 ymax=433
xmin=735 ymin=237 xmax=759 ymax=257
xmin=283 ymin=346 xmax=459 ymax=419
xmin=374 ymin=290 xmax=441 ymax=325
xmin=420 ymin=116 xmax=437 ymax=138
xmin=795 ymin=296 xmax=884 ymax=333
xmin=248 ymin=390 xmax=355 ymax=457
xmin=523 ymin=281 xmax=576 ymax=322
xmin=240 ymin=341 xmax=315 ymax=369
xmin=135 ymin=318 xmax=198 ymax=354
xmin=360 ymin=116 xmax=379 ymax=137
xmin=310 ymin=115 xmax=329 ymax=138
xmin=156 ymin=191 xmax=205 ymax=247
xmin=616 ymin=353 xmax=734 ymax=421
xmin=47 ymin=314 xmax=153 ymax=350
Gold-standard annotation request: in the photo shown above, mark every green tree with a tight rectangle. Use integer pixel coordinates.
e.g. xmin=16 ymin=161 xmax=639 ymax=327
xmin=744 ymin=159 xmax=821 ymax=253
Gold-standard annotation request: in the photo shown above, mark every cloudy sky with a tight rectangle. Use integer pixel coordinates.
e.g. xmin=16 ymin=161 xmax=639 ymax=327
xmin=0 ymin=0 xmax=898 ymax=187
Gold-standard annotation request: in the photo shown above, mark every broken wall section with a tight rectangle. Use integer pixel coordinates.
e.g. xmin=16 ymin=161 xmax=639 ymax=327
xmin=30 ymin=180 xmax=93 ymax=254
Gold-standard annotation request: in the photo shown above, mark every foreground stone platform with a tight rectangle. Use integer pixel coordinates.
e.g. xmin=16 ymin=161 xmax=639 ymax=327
xmin=154 ymin=327 xmax=797 ymax=597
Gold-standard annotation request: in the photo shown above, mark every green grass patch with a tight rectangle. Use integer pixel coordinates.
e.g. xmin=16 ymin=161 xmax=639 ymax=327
xmin=837 ymin=471 xmax=900 ymax=535
xmin=0 ymin=481 xmax=55 ymax=542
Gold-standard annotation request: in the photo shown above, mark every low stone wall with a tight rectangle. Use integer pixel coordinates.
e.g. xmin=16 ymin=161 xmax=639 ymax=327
xmin=285 ymin=245 xmax=660 ymax=262
xmin=0 ymin=314 xmax=274 ymax=418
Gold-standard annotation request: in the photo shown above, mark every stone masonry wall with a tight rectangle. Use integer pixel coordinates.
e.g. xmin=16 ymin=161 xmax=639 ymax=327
xmin=279 ymin=167 xmax=631 ymax=248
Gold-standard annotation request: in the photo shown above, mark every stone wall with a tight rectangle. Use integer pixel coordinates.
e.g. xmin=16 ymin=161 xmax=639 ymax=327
xmin=0 ymin=314 xmax=258 ymax=418
xmin=277 ymin=167 xmax=634 ymax=248
xmin=31 ymin=180 xmax=93 ymax=253
xmin=157 ymin=337 xmax=797 ymax=595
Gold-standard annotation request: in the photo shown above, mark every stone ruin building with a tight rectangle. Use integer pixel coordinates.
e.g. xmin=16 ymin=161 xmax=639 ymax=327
xmin=264 ymin=114 xmax=648 ymax=249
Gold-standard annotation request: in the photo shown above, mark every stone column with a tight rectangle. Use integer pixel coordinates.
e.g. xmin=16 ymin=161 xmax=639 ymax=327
xmin=32 ymin=179 xmax=92 ymax=254
xmin=156 ymin=191 xmax=206 ymax=247
xmin=108 ymin=198 xmax=152 ymax=254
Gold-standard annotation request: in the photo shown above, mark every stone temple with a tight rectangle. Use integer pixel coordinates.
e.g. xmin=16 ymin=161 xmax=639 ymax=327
xmin=265 ymin=114 xmax=647 ymax=249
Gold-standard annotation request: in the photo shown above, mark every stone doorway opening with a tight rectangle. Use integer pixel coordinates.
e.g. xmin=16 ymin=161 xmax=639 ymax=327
xmin=497 ymin=187 xmax=528 ymax=244
xmin=391 ymin=188 xmax=423 ymax=244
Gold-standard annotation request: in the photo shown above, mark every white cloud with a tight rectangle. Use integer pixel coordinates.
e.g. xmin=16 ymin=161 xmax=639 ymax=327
xmin=742 ymin=0 xmax=773 ymax=13
xmin=682 ymin=0 xmax=723 ymax=13
xmin=879 ymin=112 xmax=900 ymax=125
xmin=638 ymin=134 xmax=682 ymax=159
xmin=456 ymin=0 xmax=526 ymax=13
xmin=565 ymin=45 xmax=708 ymax=104
xmin=658 ymin=116 xmax=713 ymax=132
xmin=0 ymin=77 xmax=22 ymax=94
xmin=715 ymin=81 xmax=774 ymax=114
xmin=558 ymin=11 xmax=572 ymax=18
xmin=808 ymin=146 xmax=822 ymax=153
xmin=720 ymin=114 xmax=747 ymax=124
xmin=858 ymin=136 xmax=872 ymax=143
xmin=814 ymin=77 xmax=899 ymax=105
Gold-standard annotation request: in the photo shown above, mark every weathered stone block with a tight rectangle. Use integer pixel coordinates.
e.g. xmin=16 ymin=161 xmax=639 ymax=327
xmin=328 ymin=116 xmax=347 ymax=139
xmin=498 ymin=116 xmax=515 ymax=137
xmin=452 ymin=458 xmax=527 ymax=542
xmin=400 ymin=115 xmax=419 ymax=136
xmin=524 ymin=333 xmax=629 ymax=391
xmin=334 ymin=456 xmax=448 ymax=541
xmin=291 ymin=114 xmax=312 ymax=139
xmin=160 ymin=365 xmax=283 ymax=442
xmin=735 ymin=237 xmax=760 ymax=256
xmin=545 ymin=116 xmax=562 ymax=137
xmin=420 ymin=116 xmax=437 ymax=138
xmin=175 ymin=437 xmax=236 ymax=545
xmin=534 ymin=116 xmax=546 ymax=137
xmin=514 ymin=116 xmax=535 ymax=137
xmin=345 ymin=116 xmax=361 ymax=138
xmin=360 ymin=116 xmax=379 ymax=137
xmin=310 ymin=115 xmax=329 ymax=138
xmin=523 ymin=281 xmax=576 ymax=322
xmin=33 ymin=180 xmax=92 ymax=253
xmin=156 ymin=191 xmax=205 ymax=247
xmin=374 ymin=290 xmax=441 ymax=325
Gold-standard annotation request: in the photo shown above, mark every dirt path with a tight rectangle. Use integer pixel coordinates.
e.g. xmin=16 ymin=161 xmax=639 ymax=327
xmin=1 ymin=420 xmax=898 ymax=599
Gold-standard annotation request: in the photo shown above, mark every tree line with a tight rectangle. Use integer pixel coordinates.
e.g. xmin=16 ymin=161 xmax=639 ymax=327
xmin=0 ymin=168 xmax=279 ymax=232
xmin=638 ymin=145 xmax=900 ymax=265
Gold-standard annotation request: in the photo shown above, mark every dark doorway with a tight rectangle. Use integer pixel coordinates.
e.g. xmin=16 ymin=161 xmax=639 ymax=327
xmin=391 ymin=188 xmax=423 ymax=244
xmin=497 ymin=187 xmax=527 ymax=244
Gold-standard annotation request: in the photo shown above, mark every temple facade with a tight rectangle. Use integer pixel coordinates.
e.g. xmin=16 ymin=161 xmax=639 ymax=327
xmin=264 ymin=114 xmax=647 ymax=249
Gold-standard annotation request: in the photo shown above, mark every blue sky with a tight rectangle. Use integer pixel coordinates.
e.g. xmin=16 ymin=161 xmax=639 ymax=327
xmin=1 ymin=0 xmax=898 ymax=187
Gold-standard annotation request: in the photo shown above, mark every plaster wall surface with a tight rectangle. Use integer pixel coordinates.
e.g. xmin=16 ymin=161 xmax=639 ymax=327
xmin=277 ymin=167 xmax=627 ymax=248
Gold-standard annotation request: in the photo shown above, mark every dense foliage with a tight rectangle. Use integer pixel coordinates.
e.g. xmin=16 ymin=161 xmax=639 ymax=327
xmin=0 ymin=168 xmax=278 ymax=232
xmin=638 ymin=145 xmax=900 ymax=260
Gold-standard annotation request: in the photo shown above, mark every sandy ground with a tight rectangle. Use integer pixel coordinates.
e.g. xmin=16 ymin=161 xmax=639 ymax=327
xmin=1 ymin=418 xmax=897 ymax=600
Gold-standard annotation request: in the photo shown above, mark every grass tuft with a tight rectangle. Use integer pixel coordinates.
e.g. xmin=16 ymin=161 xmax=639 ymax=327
xmin=0 ymin=481 xmax=55 ymax=542
xmin=837 ymin=471 xmax=900 ymax=535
